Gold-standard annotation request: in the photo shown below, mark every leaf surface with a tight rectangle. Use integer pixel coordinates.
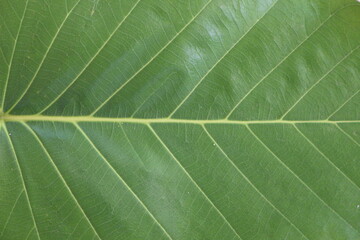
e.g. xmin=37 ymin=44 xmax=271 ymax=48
xmin=0 ymin=0 xmax=360 ymax=239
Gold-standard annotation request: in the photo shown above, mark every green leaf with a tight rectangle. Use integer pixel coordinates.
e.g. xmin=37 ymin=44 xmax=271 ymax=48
xmin=1 ymin=0 xmax=360 ymax=239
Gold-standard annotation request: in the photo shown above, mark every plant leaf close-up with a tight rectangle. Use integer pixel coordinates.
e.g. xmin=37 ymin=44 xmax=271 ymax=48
xmin=1 ymin=0 xmax=360 ymax=239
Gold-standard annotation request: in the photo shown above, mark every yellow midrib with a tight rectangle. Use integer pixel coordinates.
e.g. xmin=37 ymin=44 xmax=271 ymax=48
xmin=0 ymin=114 xmax=359 ymax=125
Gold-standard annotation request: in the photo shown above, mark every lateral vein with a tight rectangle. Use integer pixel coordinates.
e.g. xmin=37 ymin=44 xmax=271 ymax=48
xmin=202 ymin=125 xmax=310 ymax=240
xmin=147 ymin=124 xmax=243 ymax=240
xmin=246 ymin=125 xmax=360 ymax=235
xmin=73 ymin=123 xmax=174 ymax=240
xmin=21 ymin=122 xmax=103 ymax=240
xmin=3 ymin=124 xmax=41 ymax=240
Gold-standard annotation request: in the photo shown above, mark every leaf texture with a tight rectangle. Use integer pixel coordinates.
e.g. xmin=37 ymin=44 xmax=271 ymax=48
xmin=0 ymin=0 xmax=360 ymax=239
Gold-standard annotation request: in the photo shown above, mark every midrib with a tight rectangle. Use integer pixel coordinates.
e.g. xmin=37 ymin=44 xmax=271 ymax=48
xmin=0 ymin=115 xmax=359 ymax=124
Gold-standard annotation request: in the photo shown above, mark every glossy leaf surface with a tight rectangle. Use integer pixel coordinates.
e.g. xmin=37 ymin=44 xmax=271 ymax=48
xmin=1 ymin=0 xmax=360 ymax=239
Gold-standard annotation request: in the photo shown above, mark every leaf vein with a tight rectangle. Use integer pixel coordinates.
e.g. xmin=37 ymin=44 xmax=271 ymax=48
xmin=0 ymin=190 xmax=24 ymax=237
xmin=327 ymin=89 xmax=360 ymax=120
xmin=3 ymin=124 xmax=41 ymax=240
xmin=21 ymin=122 xmax=102 ymax=240
xmin=73 ymin=123 xmax=173 ymax=240
xmin=247 ymin=124 xmax=360 ymax=235
xmin=293 ymin=124 xmax=360 ymax=190
xmin=225 ymin=5 xmax=355 ymax=119
xmin=37 ymin=0 xmax=142 ymax=115
xmin=6 ymin=0 xmax=82 ymax=114
xmin=89 ymin=0 xmax=214 ymax=116
xmin=168 ymin=0 xmax=280 ymax=118
xmin=147 ymin=124 xmax=243 ymax=240
xmin=281 ymin=46 xmax=360 ymax=119
xmin=335 ymin=124 xmax=360 ymax=147
xmin=1 ymin=0 xmax=29 ymax=111
xmin=202 ymin=125 xmax=310 ymax=240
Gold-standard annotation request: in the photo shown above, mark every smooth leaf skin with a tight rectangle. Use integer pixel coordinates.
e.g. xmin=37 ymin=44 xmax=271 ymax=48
xmin=0 ymin=128 xmax=36 ymax=240
xmin=0 ymin=0 xmax=360 ymax=239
